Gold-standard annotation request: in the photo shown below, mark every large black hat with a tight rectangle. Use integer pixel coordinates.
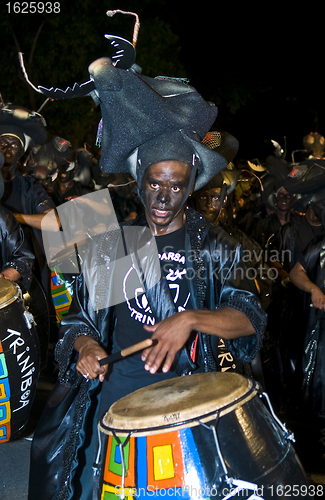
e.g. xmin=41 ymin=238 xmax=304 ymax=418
xmin=0 ymin=104 xmax=47 ymax=151
xmin=191 ymin=131 xmax=240 ymax=195
xmin=130 ymin=129 xmax=228 ymax=191
xmin=283 ymin=159 xmax=325 ymax=194
xmin=193 ymin=168 xmax=240 ymax=198
xmin=26 ymin=136 xmax=72 ymax=175
xmin=37 ymin=41 xmax=228 ymax=190
xmin=201 ymin=130 xmax=239 ymax=164
xmin=88 ymin=57 xmax=225 ymax=189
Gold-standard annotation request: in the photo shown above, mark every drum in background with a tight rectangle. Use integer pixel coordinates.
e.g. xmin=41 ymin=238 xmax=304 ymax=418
xmin=0 ymin=279 xmax=40 ymax=443
xmin=49 ymin=265 xmax=74 ymax=323
xmin=49 ymin=246 xmax=80 ymax=323
xmin=98 ymin=372 xmax=312 ymax=500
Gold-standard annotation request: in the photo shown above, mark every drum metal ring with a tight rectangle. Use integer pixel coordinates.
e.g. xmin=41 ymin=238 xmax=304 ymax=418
xmin=0 ymin=280 xmax=21 ymax=309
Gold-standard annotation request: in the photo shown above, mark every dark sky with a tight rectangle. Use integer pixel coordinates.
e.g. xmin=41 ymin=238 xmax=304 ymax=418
xmin=170 ymin=8 xmax=325 ymax=160
xmin=2 ymin=2 xmax=324 ymax=161
xmin=157 ymin=4 xmax=325 ymax=158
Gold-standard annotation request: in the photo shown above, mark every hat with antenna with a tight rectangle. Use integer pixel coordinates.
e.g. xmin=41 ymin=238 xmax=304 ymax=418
xmin=0 ymin=104 xmax=47 ymax=152
xmin=22 ymin=10 xmax=230 ymax=189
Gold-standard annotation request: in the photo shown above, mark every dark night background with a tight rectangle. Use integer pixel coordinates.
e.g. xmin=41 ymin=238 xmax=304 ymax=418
xmin=1 ymin=1 xmax=324 ymax=163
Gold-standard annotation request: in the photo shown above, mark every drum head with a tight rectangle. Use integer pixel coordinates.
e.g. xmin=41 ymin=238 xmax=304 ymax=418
xmin=48 ymin=243 xmax=80 ymax=273
xmin=100 ymin=372 xmax=257 ymax=436
xmin=0 ymin=279 xmax=19 ymax=309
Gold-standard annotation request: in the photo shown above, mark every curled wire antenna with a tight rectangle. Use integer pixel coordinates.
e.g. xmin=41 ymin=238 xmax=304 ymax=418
xmin=106 ymin=9 xmax=140 ymax=47
xmin=18 ymin=52 xmax=52 ymax=112
xmin=241 ymin=169 xmax=265 ymax=191
xmin=107 ymin=180 xmax=136 ymax=188
xmin=18 ymin=52 xmax=42 ymax=93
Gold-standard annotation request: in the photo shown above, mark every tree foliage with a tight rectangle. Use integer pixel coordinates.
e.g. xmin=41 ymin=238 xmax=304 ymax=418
xmin=0 ymin=0 xmax=187 ymax=145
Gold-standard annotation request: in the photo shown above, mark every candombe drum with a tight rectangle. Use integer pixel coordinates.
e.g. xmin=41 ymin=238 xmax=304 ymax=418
xmin=23 ymin=274 xmax=50 ymax=370
xmin=49 ymin=245 xmax=80 ymax=323
xmin=98 ymin=372 xmax=314 ymax=500
xmin=0 ymin=279 xmax=40 ymax=443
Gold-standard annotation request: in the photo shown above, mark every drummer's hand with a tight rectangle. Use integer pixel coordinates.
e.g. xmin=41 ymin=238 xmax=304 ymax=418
xmin=0 ymin=268 xmax=21 ymax=281
xmin=142 ymin=311 xmax=193 ymax=374
xmin=311 ymin=286 xmax=325 ymax=310
xmin=74 ymin=336 xmax=108 ymax=382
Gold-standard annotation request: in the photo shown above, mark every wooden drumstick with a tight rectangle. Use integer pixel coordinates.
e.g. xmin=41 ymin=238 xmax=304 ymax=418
xmin=99 ymin=338 xmax=158 ymax=366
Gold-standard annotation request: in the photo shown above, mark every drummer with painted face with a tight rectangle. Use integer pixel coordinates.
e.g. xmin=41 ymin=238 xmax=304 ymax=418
xmin=0 ymin=104 xmax=57 ymax=294
xmin=28 ymin=55 xmax=266 ymax=499
xmin=0 ymin=153 xmax=34 ymax=290
xmin=29 ymin=137 xmax=267 ymax=500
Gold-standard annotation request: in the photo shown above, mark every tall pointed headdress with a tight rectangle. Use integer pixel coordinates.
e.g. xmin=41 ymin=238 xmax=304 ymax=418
xmin=26 ymin=10 xmax=231 ymax=189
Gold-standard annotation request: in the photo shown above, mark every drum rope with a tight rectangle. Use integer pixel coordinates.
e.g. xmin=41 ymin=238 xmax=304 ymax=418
xmin=259 ymin=391 xmax=295 ymax=442
xmin=197 ymin=413 xmax=234 ymax=488
xmin=94 ymin=427 xmax=103 ymax=478
xmin=111 ymin=429 xmax=133 ymax=499
xmin=53 ymin=266 xmax=65 ymax=286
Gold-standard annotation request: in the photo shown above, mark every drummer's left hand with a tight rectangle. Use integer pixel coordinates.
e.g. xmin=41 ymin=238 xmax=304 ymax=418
xmin=142 ymin=311 xmax=193 ymax=374
xmin=0 ymin=268 xmax=21 ymax=281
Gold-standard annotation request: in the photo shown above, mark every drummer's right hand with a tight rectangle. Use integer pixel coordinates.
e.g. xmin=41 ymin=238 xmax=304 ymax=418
xmin=311 ymin=286 xmax=325 ymax=310
xmin=74 ymin=336 xmax=108 ymax=382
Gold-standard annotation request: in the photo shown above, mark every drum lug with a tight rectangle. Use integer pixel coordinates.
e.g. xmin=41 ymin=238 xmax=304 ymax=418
xmin=23 ymin=310 xmax=36 ymax=329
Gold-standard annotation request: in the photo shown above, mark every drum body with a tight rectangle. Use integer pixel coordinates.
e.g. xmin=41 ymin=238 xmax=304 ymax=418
xmin=50 ymin=265 xmax=74 ymax=323
xmin=23 ymin=274 xmax=50 ymax=369
xmin=0 ymin=280 xmax=40 ymax=442
xmin=49 ymin=246 xmax=80 ymax=323
xmin=98 ymin=373 xmax=313 ymax=500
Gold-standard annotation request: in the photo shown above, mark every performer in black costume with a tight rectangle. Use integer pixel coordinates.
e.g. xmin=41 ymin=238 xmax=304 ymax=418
xmin=28 ymin=20 xmax=267 ymax=500
xmin=0 ymin=152 xmax=34 ymax=290
xmin=0 ymin=103 xmax=56 ymax=294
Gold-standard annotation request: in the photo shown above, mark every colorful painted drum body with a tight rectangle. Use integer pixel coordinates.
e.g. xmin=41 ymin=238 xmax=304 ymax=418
xmin=50 ymin=265 xmax=74 ymax=323
xmin=49 ymin=246 xmax=80 ymax=323
xmin=98 ymin=372 xmax=313 ymax=500
xmin=0 ymin=280 xmax=40 ymax=443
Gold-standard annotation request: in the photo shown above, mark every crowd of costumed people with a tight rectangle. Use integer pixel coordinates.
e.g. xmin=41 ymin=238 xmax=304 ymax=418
xmin=0 ymin=9 xmax=324 ymax=500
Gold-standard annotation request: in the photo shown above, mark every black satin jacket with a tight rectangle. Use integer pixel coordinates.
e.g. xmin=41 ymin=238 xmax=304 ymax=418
xmin=2 ymin=172 xmax=56 ymax=291
xmin=297 ymin=234 xmax=325 ymax=416
xmin=28 ymin=208 xmax=266 ymax=500
xmin=0 ymin=204 xmax=34 ymax=290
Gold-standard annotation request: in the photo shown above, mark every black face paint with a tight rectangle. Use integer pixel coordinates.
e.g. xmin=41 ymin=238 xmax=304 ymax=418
xmin=0 ymin=135 xmax=24 ymax=166
xmin=194 ymin=185 xmax=227 ymax=223
xmin=141 ymin=161 xmax=193 ymax=234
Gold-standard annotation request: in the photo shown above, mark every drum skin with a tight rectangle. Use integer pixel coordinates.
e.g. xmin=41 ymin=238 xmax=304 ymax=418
xmin=0 ymin=280 xmax=40 ymax=442
xmin=98 ymin=373 xmax=313 ymax=500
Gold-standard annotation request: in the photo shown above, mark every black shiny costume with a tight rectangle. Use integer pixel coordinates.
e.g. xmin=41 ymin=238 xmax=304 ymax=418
xmin=28 ymin=208 xmax=266 ymax=500
xmin=2 ymin=171 xmax=56 ymax=292
xmin=297 ymin=234 xmax=325 ymax=420
xmin=0 ymin=204 xmax=34 ymax=291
